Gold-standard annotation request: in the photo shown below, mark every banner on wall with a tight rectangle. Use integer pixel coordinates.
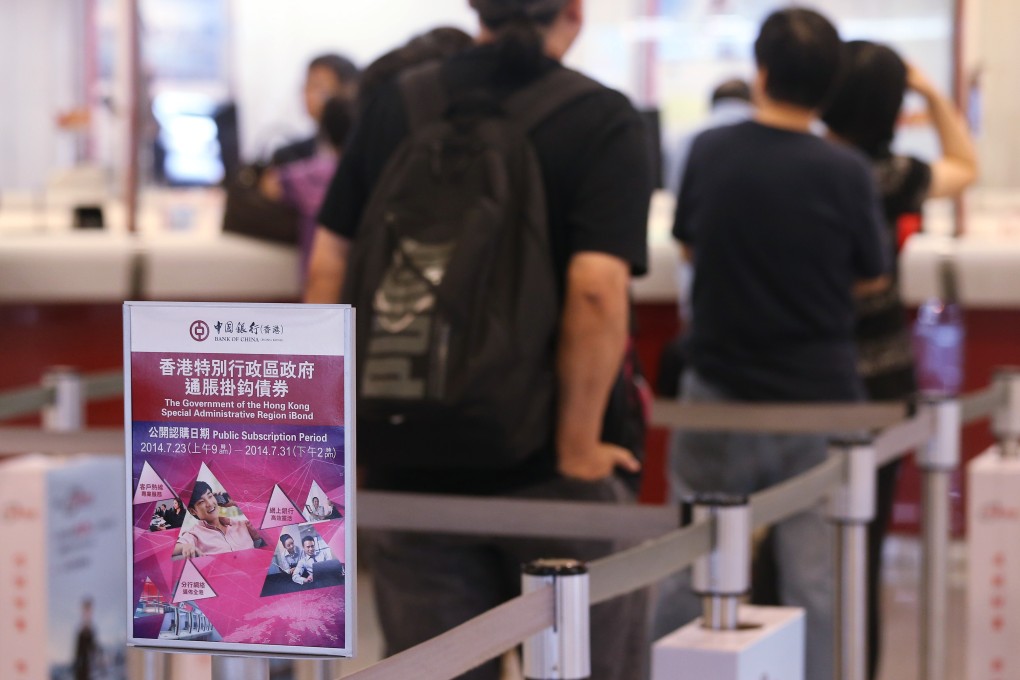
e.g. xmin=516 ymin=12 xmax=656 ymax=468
xmin=123 ymin=302 xmax=355 ymax=657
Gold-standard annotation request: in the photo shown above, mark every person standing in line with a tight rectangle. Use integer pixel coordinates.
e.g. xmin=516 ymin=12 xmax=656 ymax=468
xmin=659 ymin=78 xmax=754 ymax=398
xmin=305 ymin=1 xmax=652 ymax=677
xmin=271 ymin=54 xmax=360 ymax=166
xmin=659 ymin=10 xmax=889 ymax=680
xmin=821 ymin=40 xmax=978 ymax=680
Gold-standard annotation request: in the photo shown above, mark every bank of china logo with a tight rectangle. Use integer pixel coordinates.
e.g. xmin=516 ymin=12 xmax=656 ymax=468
xmin=190 ymin=320 xmax=210 ymax=342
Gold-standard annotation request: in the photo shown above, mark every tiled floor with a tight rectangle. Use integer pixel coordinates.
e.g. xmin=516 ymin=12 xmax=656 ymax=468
xmin=875 ymin=537 xmax=966 ymax=680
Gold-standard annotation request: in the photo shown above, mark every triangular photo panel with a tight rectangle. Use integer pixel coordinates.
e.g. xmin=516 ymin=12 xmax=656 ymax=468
xmin=135 ymin=577 xmax=170 ymax=618
xmin=147 ymin=496 xmax=187 ymax=533
xmin=133 ymin=461 xmax=178 ymax=505
xmin=260 ymin=484 xmax=306 ymax=530
xmin=157 ymin=601 xmax=223 ymax=643
xmin=172 ymin=560 xmax=218 ymax=604
xmin=302 ymin=480 xmax=342 ymax=523
xmin=260 ymin=523 xmax=344 ymax=598
xmin=170 ymin=462 xmax=266 ymax=560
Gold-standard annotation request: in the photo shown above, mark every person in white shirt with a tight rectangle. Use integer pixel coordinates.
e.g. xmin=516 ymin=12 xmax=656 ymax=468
xmin=292 ymin=536 xmax=329 ymax=585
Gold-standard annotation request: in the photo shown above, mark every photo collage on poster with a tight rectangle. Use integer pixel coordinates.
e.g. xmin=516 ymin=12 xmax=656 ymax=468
xmin=131 ymin=447 xmax=347 ymax=648
xmin=126 ymin=304 xmax=353 ymax=656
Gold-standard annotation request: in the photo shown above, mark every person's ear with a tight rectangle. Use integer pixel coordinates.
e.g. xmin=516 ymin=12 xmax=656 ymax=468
xmin=753 ymin=68 xmax=769 ymax=105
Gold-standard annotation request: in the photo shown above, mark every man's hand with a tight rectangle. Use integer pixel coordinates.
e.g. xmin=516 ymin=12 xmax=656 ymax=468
xmin=558 ymin=442 xmax=640 ymax=482
xmin=178 ymin=544 xmax=203 ymax=559
xmin=220 ymin=516 xmax=233 ymax=526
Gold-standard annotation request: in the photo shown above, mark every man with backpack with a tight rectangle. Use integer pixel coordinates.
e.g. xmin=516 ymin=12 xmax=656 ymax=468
xmin=306 ymin=1 xmax=652 ymax=677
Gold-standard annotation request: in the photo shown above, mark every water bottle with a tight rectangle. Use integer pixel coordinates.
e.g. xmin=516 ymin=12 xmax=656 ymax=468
xmin=913 ymin=257 xmax=965 ymax=396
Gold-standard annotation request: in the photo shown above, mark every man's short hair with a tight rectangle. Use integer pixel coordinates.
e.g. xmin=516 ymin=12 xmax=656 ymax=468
xmin=711 ymin=79 xmax=751 ymax=107
xmin=470 ymin=0 xmax=569 ymax=27
xmin=302 ymin=536 xmax=316 ymax=545
xmin=188 ymin=481 xmax=213 ymax=509
xmin=280 ymin=533 xmax=293 ymax=545
xmin=754 ymin=8 xmax=843 ymax=110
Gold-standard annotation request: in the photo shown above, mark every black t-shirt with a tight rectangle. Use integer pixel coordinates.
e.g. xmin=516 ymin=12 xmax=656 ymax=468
xmin=673 ymin=121 xmax=888 ymax=401
xmin=318 ymin=46 xmax=651 ymax=493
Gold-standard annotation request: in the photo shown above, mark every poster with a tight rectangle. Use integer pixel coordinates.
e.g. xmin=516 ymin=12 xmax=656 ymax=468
xmin=123 ymin=302 xmax=355 ymax=657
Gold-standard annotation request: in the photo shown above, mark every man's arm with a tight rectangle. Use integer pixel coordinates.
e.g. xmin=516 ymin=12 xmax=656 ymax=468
xmin=556 ymin=252 xmax=641 ymax=481
xmin=273 ymin=553 xmax=294 ymax=575
xmin=173 ymin=536 xmax=201 ymax=559
xmin=908 ymin=66 xmax=978 ymax=198
xmin=304 ymin=228 xmax=351 ymax=304
xmin=292 ymin=559 xmax=312 ymax=584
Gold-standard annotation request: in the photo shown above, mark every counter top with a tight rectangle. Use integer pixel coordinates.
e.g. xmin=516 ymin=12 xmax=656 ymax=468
xmin=2 ymin=189 xmax=1018 ymax=307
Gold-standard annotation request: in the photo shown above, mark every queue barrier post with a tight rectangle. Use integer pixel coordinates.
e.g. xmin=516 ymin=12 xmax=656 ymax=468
xmin=127 ymin=647 xmax=169 ymax=680
xmin=917 ymin=396 xmax=961 ymax=680
xmin=691 ymin=493 xmax=751 ymax=631
xmin=828 ymin=437 xmax=876 ymax=680
xmin=41 ymin=366 xmax=84 ymax=432
xmin=652 ymin=493 xmax=805 ymax=680
xmin=522 ymin=559 xmax=590 ymax=680
xmin=211 ymin=655 xmax=269 ymax=680
xmin=992 ymin=367 xmax=1020 ymax=458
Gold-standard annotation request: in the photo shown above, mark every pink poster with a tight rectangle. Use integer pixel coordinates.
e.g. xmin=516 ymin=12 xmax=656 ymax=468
xmin=124 ymin=303 xmax=355 ymax=657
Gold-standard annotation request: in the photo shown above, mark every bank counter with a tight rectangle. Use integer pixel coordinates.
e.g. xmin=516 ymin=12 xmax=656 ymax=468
xmin=2 ymin=189 xmax=1019 ymax=528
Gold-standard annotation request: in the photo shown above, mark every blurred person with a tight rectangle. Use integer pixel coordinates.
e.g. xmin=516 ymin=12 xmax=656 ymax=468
xmin=260 ymin=96 xmax=356 ymax=282
xmin=305 ymin=0 xmax=653 ymax=677
xmin=173 ymin=481 xmax=262 ymax=558
xmin=821 ymin=40 xmax=978 ymax=679
xmin=73 ymin=598 xmax=99 ymax=680
xmin=272 ymin=53 xmax=360 ymax=166
xmin=667 ymin=78 xmax=753 ymax=195
xmin=657 ymin=10 xmax=889 ymax=680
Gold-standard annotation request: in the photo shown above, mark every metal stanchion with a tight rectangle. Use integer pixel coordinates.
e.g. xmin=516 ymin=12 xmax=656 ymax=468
xmin=828 ymin=437 xmax=876 ymax=680
xmin=126 ymin=647 xmax=169 ymax=680
xmin=41 ymin=366 xmax=84 ymax=431
xmin=916 ymin=396 xmax=961 ymax=680
xmin=522 ymin=559 xmax=590 ymax=680
xmin=992 ymin=367 xmax=1020 ymax=459
xmin=293 ymin=659 xmax=337 ymax=680
xmin=690 ymin=493 xmax=750 ymax=631
xmin=211 ymin=655 xmax=269 ymax=680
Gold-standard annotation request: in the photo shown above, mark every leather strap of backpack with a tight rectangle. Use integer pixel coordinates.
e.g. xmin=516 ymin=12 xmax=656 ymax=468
xmin=503 ymin=67 xmax=604 ymax=132
xmin=398 ymin=61 xmax=449 ymax=133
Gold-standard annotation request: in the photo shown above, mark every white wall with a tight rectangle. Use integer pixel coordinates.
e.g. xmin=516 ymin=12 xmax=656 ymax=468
xmin=0 ymin=0 xmax=83 ymax=190
xmin=970 ymin=0 xmax=1020 ymax=188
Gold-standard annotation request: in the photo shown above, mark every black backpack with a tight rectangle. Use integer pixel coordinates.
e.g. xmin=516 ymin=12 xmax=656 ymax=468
xmin=342 ymin=62 xmax=602 ymax=469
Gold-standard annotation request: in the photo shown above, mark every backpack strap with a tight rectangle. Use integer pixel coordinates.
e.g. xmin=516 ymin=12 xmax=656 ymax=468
xmin=502 ymin=67 xmax=604 ymax=132
xmin=398 ymin=61 xmax=449 ymax=133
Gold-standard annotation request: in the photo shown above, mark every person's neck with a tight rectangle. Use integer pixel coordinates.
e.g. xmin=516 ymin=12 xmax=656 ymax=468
xmin=754 ymin=99 xmax=815 ymax=133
